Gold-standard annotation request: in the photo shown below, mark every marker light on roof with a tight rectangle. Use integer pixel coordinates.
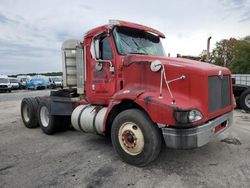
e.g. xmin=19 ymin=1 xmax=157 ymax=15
xmin=109 ymin=20 xmax=120 ymax=26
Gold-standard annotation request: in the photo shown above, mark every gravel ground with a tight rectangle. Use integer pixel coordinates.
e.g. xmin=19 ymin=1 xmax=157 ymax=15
xmin=0 ymin=90 xmax=250 ymax=188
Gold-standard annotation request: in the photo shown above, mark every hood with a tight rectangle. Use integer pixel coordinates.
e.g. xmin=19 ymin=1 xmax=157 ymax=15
xmin=121 ymin=54 xmax=234 ymax=124
xmin=123 ymin=55 xmax=231 ymax=76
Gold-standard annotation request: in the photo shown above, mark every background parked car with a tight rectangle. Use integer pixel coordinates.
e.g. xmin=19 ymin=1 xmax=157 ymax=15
xmin=17 ymin=76 xmax=31 ymax=89
xmin=26 ymin=77 xmax=46 ymax=90
xmin=9 ymin=77 xmax=20 ymax=90
xmin=0 ymin=77 xmax=11 ymax=93
xmin=47 ymin=77 xmax=63 ymax=89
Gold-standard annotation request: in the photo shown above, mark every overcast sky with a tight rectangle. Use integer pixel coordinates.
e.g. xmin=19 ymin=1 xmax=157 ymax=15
xmin=0 ymin=0 xmax=249 ymax=75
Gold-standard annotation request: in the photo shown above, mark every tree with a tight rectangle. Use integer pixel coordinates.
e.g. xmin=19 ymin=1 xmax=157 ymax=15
xmin=244 ymin=36 xmax=250 ymax=43
xmin=211 ymin=38 xmax=238 ymax=67
xmin=211 ymin=36 xmax=250 ymax=74
xmin=199 ymin=49 xmax=208 ymax=62
xmin=230 ymin=39 xmax=250 ymax=73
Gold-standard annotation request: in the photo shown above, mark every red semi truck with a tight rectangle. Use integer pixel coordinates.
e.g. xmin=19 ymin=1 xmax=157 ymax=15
xmin=21 ymin=20 xmax=235 ymax=166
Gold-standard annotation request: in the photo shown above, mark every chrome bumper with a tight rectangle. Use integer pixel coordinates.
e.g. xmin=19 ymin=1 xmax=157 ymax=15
xmin=162 ymin=111 xmax=233 ymax=149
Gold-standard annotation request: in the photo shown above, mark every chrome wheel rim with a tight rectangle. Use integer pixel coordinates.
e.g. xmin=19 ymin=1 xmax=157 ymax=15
xmin=40 ymin=106 xmax=49 ymax=127
xmin=23 ymin=104 xmax=30 ymax=123
xmin=118 ymin=122 xmax=144 ymax=156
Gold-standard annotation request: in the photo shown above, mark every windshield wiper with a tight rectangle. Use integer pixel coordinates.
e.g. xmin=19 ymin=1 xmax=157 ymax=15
xmin=128 ymin=52 xmax=148 ymax=55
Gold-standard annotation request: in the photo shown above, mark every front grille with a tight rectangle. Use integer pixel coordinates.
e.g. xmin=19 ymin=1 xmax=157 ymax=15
xmin=0 ymin=85 xmax=7 ymax=88
xmin=208 ymin=75 xmax=231 ymax=113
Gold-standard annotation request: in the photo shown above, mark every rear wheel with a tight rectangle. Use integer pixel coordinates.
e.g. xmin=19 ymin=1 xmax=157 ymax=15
xmin=111 ymin=109 xmax=162 ymax=166
xmin=38 ymin=100 xmax=57 ymax=134
xmin=35 ymin=96 xmax=43 ymax=105
xmin=37 ymin=100 xmax=70 ymax=134
xmin=239 ymin=89 xmax=250 ymax=112
xmin=21 ymin=98 xmax=39 ymax=128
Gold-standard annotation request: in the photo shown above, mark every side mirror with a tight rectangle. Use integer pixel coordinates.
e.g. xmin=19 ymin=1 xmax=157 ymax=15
xmin=90 ymin=38 xmax=100 ymax=60
xmin=94 ymin=39 xmax=100 ymax=59
xmin=150 ymin=60 xmax=162 ymax=72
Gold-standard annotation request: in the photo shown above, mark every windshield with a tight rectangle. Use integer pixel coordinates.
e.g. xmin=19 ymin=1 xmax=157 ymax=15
xmin=0 ymin=78 xmax=9 ymax=83
xmin=113 ymin=27 xmax=165 ymax=56
xmin=10 ymin=78 xmax=18 ymax=83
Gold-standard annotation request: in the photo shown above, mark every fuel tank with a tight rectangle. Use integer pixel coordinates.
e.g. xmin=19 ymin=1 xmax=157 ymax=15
xmin=71 ymin=105 xmax=107 ymax=134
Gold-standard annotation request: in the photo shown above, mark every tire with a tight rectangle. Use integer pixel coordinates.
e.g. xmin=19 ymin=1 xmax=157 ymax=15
xmin=111 ymin=109 xmax=162 ymax=166
xmin=37 ymin=100 xmax=57 ymax=135
xmin=35 ymin=96 xmax=43 ymax=105
xmin=239 ymin=89 xmax=250 ymax=112
xmin=235 ymin=97 xmax=241 ymax=109
xmin=21 ymin=98 xmax=39 ymax=128
xmin=37 ymin=100 xmax=70 ymax=134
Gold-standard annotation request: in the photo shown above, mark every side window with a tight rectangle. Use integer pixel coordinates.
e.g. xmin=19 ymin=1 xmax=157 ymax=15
xmin=100 ymin=36 xmax=113 ymax=60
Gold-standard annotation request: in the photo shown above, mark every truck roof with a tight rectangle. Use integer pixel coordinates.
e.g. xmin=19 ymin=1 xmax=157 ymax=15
xmin=85 ymin=20 xmax=165 ymax=39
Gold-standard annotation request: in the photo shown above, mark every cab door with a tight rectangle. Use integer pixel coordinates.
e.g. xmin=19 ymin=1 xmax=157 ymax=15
xmin=88 ymin=35 xmax=116 ymax=104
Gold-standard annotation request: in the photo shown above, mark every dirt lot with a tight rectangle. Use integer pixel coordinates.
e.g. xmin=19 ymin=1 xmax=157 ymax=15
xmin=0 ymin=90 xmax=250 ymax=188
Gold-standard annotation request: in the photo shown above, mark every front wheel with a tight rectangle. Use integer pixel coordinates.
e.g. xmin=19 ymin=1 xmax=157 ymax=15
xmin=111 ymin=109 xmax=162 ymax=166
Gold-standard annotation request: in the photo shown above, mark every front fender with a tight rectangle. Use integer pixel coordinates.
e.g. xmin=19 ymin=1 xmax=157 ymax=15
xmin=135 ymin=92 xmax=176 ymax=125
xmin=103 ymin=87 xmax=176 ymax=133
xmin=112 ymin=87 xmax=146 ymax=101
xmin=102 ymin=87 xmax=147 ymax=132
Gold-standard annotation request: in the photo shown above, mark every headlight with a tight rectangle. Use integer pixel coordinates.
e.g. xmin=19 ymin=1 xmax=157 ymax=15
xmin=188 ymin=110 xmax=203 ymax=122
xmin=174 ymin=109 xmax=203 ymax=124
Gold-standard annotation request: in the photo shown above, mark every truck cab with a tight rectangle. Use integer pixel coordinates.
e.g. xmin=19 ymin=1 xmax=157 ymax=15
xmin=21 ymin=20 xmax=235 ymax=166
